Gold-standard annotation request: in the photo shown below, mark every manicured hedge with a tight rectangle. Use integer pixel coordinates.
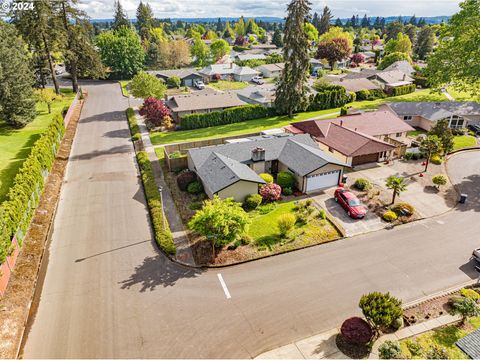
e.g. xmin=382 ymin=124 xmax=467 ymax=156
xmin=180 ymin=104 xmax=276 ymax=130
xmin=136 ymin=151 xmax=176 ymax=255
xmin=307 ymin=85 xmax=349 ymax=111
xmin=0 ymin=114 xmax=65 ymax=263
xmin=391 ymin=84 xmax=416 ymax=96
xmin=126 ymin=107 xmax=141 ymax=141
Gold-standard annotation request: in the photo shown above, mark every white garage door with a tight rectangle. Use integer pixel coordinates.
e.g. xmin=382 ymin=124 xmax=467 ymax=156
xmin=306 ymin=170 xmax=340 ymax=192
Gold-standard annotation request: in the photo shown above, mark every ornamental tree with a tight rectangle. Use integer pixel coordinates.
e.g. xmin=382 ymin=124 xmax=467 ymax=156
xmin=450 ymin=297 xmax=480 ymax=324
xmin=385 ymin=175 xmax=408 ymax=204
xmin=130 ymin=71 xmax=167 ymax=99
xmin=234 ymin=35 xmax=248 ymax=46
xmin=350 ymin=53 xmax=365 ymax=66
xmin=316 ymin=37 xmax=352 ymax=69
xmin=359 ymin=292 xmax=403 ymax=331
xmin=34 ymin=88 xmax=58 ymax=114
xmin=432 ymin=175 xmax=447 ymax=189
xmin=420 ymin=135 xmax=442 ymax=172
xmin=139 ymin=97 xmax=171 ymax=129
xmin=188 ymin=196 xmax=251 ymax=258
xmin=259 ymin=183 xmax=282 ymax=202
xmin=341 ymin=317 xmax=374 ymax=345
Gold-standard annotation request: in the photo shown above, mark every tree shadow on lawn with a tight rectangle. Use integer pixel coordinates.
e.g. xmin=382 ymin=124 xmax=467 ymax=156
xmin=431 ymin=324 xmax=466 ymax=348
xmin=0 ymin=132 xmax=42 ymax=202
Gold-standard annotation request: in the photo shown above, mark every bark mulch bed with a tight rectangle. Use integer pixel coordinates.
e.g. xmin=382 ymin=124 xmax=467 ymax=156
xmin=0 ymin=94 xmax=85 ymax=359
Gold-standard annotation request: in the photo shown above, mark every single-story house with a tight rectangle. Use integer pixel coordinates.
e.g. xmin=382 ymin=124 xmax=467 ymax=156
xmin=370 ymin=70 xmax=414 ymax=91
xmin=361 ymin=51 xmax=376 ymax=63
xmin=235 ymin=86 xmax=275 ymax=107
xmin=384 ymin=60 xmax=415 ymax=76
xmin=166 ymin=92 xmax=247 ymax=122
xmin=187 ymin=134 xmax=349 ymax=201
xmin=255 ymin=63 xmax=285 ymax=78
xmin=147 ymin=69 xmax=203 ymax=87
xmin=343 ymin=68 xmax=380 ymax=80
xmin=380 ymin=101 xmax=480 ymax=131
xmin=325 ymin=76 xmax=380 ymax=93
xmin=235 ymin=53 xmax=267 ymax=62
xmin=199 ymin=63 xmax=259 ymax=82
xmin=286 ymin=111 xmax=414 ymax=166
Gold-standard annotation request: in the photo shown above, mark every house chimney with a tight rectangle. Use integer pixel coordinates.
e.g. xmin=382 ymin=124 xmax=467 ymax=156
xmin=251 ymin=147 xmax=266 ymax=162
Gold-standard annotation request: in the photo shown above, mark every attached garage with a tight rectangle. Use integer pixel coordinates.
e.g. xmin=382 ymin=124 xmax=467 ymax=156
xmin=305 ymin=170 xmax=341 ymax=192
xmin=183 ymin=78 xmax=193 ymax=87
xmin=352 ymin=153 xmax=379 ymax=166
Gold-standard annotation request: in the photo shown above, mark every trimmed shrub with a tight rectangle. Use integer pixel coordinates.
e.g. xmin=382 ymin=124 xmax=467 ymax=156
xmin=359 ymin=292 xmax=403 ymax=329
xmin=354 ymin=178 xmax=371 ymax=191
xmin=177 ymin=171 xmax=197 ymax=191
xmin=317 ymin=209 xmax=327 ymax=220
xmin=244 ymin=193 xmax=262 ymax=210
xmin=282 ymin=187 xmax=293 ymax=196
xmin=391 ymin=202 xmax=415 ymax=217
xmin=425 ymin=346 xmax=450 ymax=360
xmin=259 ymin=183 xmax=281 ymax=202
xmin=181 ymin=104 xmax=276 ymax=130
xmin=126 ymin=107 xmax=140 ymax=140
xmin=356 ymin=89 xmax=371 ymax=101
xmin=307 ymin=85 xmax=349 ymax=111
xmin=432 ymin=174 xmax=447 ymax=187
xmin=383 ymin=210 xmax=398 ymax=222
xmin=405 ymin=340 xmax=423 ymax=357
xmin=167 ymin=76 xmax=181 ymax=88
xmin=391 ymin=84 xmax=416 ymax=97
xmin=136 ymin=151 xmax=175 ymax=255
xmin=378 ymin=340 xmax=402 ymax=359
xmin=461 ymin=288 xmax=480 ymax=301
xmin=430 ymin=154 xmax=442 ymax=165
xmin=276 ymin=171 xmax=295 ymax=189
xmin=348 ymin=92 xmax=357 ymax=102
xmin=187 ymin=180 xmax=204 ymax=194
xmin=189 ymin=201 xmax=203 ymax=210
xmin=340 ymin=317 xmax=373 ymax=345
xmin=277 ymin=213 xmax=296 ymax=235
xmin=259 ymin=173 xmax=274 ymax=184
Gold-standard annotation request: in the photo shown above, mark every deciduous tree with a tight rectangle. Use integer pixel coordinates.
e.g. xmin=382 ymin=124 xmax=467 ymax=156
xmin=420 ymin=135 xmax=442 ymax=172
xmin=210 ymin=39 xmax=230 ymax=61
xmin=378 ymin=52 xmax=412 ymax=70
xmin=384 ymin=32 xmax=413 ymax=56
xmin=191 ymin=35 xmax=211 ymax=66
xmin=139 ymin=97 xmax=171 ymax=128
xmin=34 ymin=88 xmax=58 ymax=114
xmin=130 ymin=72 xmax=167 ymax=99
xmin=316 ymin=37 xmax=352 ymax=69
xmin=429 ymin=119 xmax=454 ymax=155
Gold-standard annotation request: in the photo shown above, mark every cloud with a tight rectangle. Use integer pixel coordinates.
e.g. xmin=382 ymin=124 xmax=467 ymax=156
xmin=79 ymin=0 xmax=462 ymax=19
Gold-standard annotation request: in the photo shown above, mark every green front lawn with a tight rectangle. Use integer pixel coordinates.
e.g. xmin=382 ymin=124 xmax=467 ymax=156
xmin=0 ymin=88 xmax=75 ymax=202
xmin=400 ymin=317 xmax=480 ymax=359
xmin=150 ymin=107 xmax=342 ymax=146
xmin=453 ymin=135 xmax=477 ymax=150
xmin=209 ymin=80 xmax=249 ymax=91
xmin=351 ymin=89 xmax=449 ymax=110
xmin=248 ymin=201 xmax=296 ymax=243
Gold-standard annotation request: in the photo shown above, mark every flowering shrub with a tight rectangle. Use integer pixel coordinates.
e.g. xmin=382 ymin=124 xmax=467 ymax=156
xmin=259 ymin=183 xmax=281 ymax=202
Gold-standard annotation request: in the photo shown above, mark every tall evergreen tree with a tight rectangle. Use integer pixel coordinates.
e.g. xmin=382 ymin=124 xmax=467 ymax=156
xmin=136 ymin=1 xmax=154 ymax=40
xmin=275 ymin=0 xmax=311 ymax=117
xmin=415 ymin=26 xmax=435 ymax=60
xmin=0 ymin=21 xmax=36 ymax=128
xmin=361 ymin=14 xmax=370 ymax=28
xmin=312 ymin=12 xmax=320 ymax=30
xmin=12 ymin=0 xmax=63 ymax=94
xmin=112 ymin=0 xmax=130 ymax=30
xmin=216 ymin=18 xmax=224 ymax=32
xmin=350 ymin=15 xmax=357 ymax=28
xmin=318 ymin=6 xmax=332 ymax=34
xmin=272 ymin=29 xmax=283 ymax=47
xmin=335 ymin=18 xmax=343 ymax=27
xmin=409 ymin=15 xmax=417 ymax=26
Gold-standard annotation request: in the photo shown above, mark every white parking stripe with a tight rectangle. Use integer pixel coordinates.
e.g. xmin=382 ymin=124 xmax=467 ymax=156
xmin=217 ymin=273 xmax=231 ymax=299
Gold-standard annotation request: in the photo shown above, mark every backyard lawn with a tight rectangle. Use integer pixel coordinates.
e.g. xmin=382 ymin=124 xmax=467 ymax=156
xmin=446 ymin=87 xmax=478 ymax=101
xmin=453 ymin=135 xmax=477 ymax=150
xmin=209 ymin=80 xmax=249 ymax=91
xmin=400 ymin=317 xmax=480 ymax=359
xmin=0 ymin=88 xmax=75 ymax=203
xmin=150 ymin=89 xmax=451 ymax=147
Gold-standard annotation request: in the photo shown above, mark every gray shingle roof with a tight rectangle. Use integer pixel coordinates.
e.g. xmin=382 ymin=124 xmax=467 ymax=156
xmin=146 ymin=69 xmax=200 ymax=79
xmin=384 ymin=60 xmax=415 ymax=76
xmin=189 ymin=134 xmax=348 ymax=194
xmin=456 ymin=328 xmax=480 ymax=359
xmin=386 ymin=101 xmax=480 ymax=121
xmin=197 ymin=152 xmax=265 ymax=194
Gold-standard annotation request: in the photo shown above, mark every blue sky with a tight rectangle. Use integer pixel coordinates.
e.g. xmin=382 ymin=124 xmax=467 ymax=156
xmin=79 ymin=0 xmax=462 ymax=20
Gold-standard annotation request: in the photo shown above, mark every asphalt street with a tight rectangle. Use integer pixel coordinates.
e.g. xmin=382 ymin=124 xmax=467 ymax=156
xmin=21 ymin=82 xmax=480 ymax=358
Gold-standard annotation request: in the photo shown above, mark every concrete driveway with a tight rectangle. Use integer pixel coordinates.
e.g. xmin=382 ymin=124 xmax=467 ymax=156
xmin=311 ymin=188 xmax=385 ymax=237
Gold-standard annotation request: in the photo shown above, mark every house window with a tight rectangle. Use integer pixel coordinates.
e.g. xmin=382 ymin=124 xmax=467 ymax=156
xmin=396 ymin=132 xmax=402 ymax=137
xmin=403 ymin=115 xmax=413 ymax=121
xmin=449 ymin=115 xmax=465 ymax=129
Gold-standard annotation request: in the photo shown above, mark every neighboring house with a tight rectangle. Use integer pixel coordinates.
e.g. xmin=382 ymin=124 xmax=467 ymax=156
xmin=255 ymin=63 xmax=285 ymax=78
xmin=380 ymin=101 xmax=480 ymax=130
xmin=286 ymin=110 xmax=414 ymax=166
xmin=372 ymin=70 xmax=414 ymax=91
xmin=187 ymin=134 xmax=349 ymax=201
xmin=343 ymin=68 xmax=380 ymax=80
xmin=199 ymin=63 xmax=259 ymax=82
xmin=147 ymin=69 xmax=203 ymax=87
xmin=166 ymin=92 xmax=247 ymax=122
xmin=250 ymin=44 xmax=277 ymax=51
xmin=383 ymin=60 xmax=415 ymax=76
xmin=235 ymin=53 xmax=267 ymax=62
xmin=325 ymin=76 xmax=380 ymax=93
xmin=361 ymin=51 xmax=376 ymax=63
xmin=235 ymin=86 xmax=276 ymax=107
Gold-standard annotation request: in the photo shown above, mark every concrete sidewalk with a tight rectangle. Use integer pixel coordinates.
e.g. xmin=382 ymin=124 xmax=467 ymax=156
xmin=135 ymin=108 xmax=196 ymax=266
xmin=256 ymin=314 xmax=461 ymax=359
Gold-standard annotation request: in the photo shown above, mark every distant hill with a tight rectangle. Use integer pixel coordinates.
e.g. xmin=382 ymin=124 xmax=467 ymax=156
xmin=338 ymin=15 xmax=450 ymax=25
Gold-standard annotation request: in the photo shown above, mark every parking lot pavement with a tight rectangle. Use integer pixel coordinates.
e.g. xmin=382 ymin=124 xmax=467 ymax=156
xmin=311 ymin=189 xmax=386 ymax=237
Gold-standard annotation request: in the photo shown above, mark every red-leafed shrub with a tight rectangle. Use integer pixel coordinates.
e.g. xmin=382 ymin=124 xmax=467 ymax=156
xmin=350 ymin=53 xmax=365 ymax=66
xmin=139 ymin=97 xmax=172 ymax=129
xmin=259 ymin=183 xmax=281 ymax=202
xmin=234 ymin=35 xmax=248 ymax=46
xmin=212 ymin=73 xmax=221 ymax=81
xmin=177 ymin=171 xmax=197 ymax=191
xmin=340 ymin=317 xmax=374 ymax=345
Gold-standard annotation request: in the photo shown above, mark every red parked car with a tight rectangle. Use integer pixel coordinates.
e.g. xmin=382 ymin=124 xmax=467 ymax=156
xmin=334 ymin=188 xmax=367 ymax=219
